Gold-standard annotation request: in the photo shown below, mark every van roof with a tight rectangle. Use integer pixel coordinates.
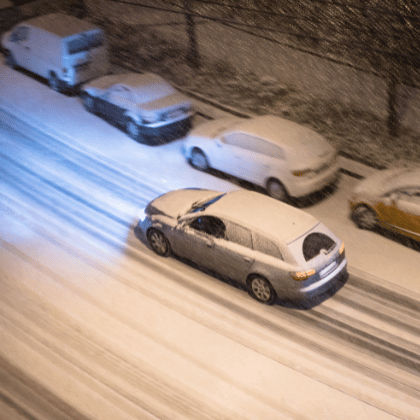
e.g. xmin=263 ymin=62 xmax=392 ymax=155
xmin=24 ymin=13 xmax=99 ymax=37
xmin=205 ymin=190 xmax=319 ymax=244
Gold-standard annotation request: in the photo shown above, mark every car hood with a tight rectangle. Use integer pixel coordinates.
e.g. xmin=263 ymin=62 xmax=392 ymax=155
xmin=148 ymin=189 xmax=222 ymax=219
xmin=352 ymin=167 xmax=414 ymax=196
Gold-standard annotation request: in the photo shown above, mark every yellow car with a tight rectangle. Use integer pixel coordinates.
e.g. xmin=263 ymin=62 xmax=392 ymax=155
xmin=349 ymin=168 xmax=420 ymax=242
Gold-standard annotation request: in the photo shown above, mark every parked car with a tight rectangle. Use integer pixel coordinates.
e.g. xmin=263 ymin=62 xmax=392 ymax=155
xmin=182 ymin=115 xmax=340 ymax=202
xmin=137 ymin=188 xmax=348 ymax=305
xmin=80 ymin=72 xmax=194 ymax=142
xmin=2 ymin=13 xmax=109 ymax=92
xmin=349 ymin=167 xmax=420 ymax=242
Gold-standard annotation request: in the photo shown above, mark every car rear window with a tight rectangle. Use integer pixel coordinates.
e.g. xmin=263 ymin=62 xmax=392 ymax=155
xmin=302 ymin=232 xmax=335 ymax=261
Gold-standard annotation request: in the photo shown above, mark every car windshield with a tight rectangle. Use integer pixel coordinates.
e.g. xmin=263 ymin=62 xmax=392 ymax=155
xmin=187 ymin=194 xmax=226 ymax=214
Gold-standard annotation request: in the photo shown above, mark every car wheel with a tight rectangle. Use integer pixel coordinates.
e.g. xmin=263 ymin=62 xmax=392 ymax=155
xmin=248 ymin=275 xmax=276 ymax=305
xmin=190 ymin=148 xmax=209 ymax=171
xmin=267 ymin=179 xmax=288 ymax=202
xmin=147 ymin=228 xmax=171 ymax=257
xmin=353 ymin=206 xmax=377 ymax=230
xmin=4 ymin=51 xmax=16 ymax=69
xmin=48 ymin=72 xmax=60 ymax=92
xmin=81 ymin=93 xmax=95 ymax=113
xmin=126 ymin=119 xmax=140 ymax=140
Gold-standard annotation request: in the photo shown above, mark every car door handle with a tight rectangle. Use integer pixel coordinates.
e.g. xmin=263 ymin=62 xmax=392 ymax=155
xmin=244 ymin=257 xmax=252 ymax=262
xmin=206 ymin=241 xmax=213 ymax=248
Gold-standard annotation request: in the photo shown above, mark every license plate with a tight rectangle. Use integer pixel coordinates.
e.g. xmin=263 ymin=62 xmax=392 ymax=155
xmin=320 ymin=261 xmax=337 ymax=277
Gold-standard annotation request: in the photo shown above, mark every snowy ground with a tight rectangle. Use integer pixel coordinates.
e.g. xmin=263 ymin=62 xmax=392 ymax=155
xmin=1 ymin=54 xmax=420 ymax=419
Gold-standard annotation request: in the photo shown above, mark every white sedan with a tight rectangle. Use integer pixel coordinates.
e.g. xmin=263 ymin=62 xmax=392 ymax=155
xmin=80 ymin=72 xmax=194 ymax=143
xmin=182 ymin=115 xmax=340 ymax=201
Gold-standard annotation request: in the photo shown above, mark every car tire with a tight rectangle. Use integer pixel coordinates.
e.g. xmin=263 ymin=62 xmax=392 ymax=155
xmin=248 ymin=275 xmax=276 ymax=305
xmin=81 ymin=93 xmax=95 ymax=113
xmin=267 ymin=179 xmax=288 ymax=202
xmin=190 ymin=148 xmax=209 ymax=171
xmin=126 ymin=119 xmax=140 ymax=140
xmin=147 ymin=228 xmax=171 ymax=257
xmin=48 ymin=72 xmax=61 ymax=92
xmin=353 ymin=206 xmax=377 ymax=230
xmin=4 ymin=51 xmax=16 ymax=69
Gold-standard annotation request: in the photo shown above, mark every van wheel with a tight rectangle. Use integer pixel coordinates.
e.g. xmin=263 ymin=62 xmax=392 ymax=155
xmin=4 ymin=51 xmax=16 ymax=69
xmin=267 ymin=179 xmax=288 ymax=202
xmin=48 ymin=72 xmax=61 ymax=92
xmin=126 ymin=119 xmax=140 ymax=140
xmin=248 ymin=275 xmax=276 ymax=305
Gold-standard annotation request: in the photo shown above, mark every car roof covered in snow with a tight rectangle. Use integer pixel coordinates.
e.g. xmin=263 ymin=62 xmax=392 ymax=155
xmin=234 ymin=115 xmax=327 ymax=148
xmin=24 ymin=13 xmax=99 ymax=38
xmin=205 ymin=189 xmax=319 ymax=244
xmin=85 ymin=72 xmax=176 ymax=102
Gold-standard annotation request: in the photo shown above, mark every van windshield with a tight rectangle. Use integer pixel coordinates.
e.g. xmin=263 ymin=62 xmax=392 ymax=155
xmin=66 ymin=30 xmax=104 ymax=55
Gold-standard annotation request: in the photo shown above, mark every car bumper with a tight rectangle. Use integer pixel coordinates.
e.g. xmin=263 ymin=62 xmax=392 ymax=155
xmin=287 ymin=162 xmax=341 ymax=198
xmin=280 ymin=258 xmax=348 ymax=303
xmin=141 ymin=116 xmax=193 ymax=140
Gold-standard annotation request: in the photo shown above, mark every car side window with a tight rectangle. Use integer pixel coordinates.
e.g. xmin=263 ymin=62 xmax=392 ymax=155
xmin=223 ymin=133 xmax=284 ymax=159
xmin=223 ymin=133 xmax=261 ymax=151
xmin=224 ymin=221 xmax=252 ymax=248
xmin=252 ymin=141 xmax=285 ymax=159
xmin=11 ymin=26 xmax=28 ymax=42
xmin=189 ymin=216 xmax=225 ymax=238
xmin=253 ymin=233 xmax=283 ymax=259
xmin=397 ymin=188 xmax=420 ymax=209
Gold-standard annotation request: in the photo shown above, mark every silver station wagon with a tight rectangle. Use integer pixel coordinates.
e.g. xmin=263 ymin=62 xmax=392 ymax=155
xmin=137 ymin=189 xmax=348 ymax=305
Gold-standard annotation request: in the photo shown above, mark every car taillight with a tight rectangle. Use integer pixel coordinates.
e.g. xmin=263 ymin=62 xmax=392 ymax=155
xmin=339 ymin=242 xmax=345 ymax=254
xmin=290 ymin=269 xmax=316 ymax=281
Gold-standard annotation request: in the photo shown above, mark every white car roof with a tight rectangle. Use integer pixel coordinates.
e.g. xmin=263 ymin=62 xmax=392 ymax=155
xmin=86 ymin=72 xmax=176 ymax=102
xmin=234 ymin=115 xmax=326 ymax=148
xmin=24 ymin=13 xmax=99 ymax=38
xmin=205 ymin=190 xmax=319 ymax=244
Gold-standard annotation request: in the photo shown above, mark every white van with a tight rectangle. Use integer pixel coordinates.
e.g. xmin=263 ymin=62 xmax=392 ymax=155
xmin=2 ymin=13 xmax=109 ymax=92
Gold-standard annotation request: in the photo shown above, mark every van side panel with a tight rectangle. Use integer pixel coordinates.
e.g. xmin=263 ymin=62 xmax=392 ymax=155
xmin=28 ymin=27 xmax=61 ymax=78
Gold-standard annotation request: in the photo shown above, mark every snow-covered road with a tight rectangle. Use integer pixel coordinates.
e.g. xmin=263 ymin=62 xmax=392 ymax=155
xmin=1 ymin=62 xmax=420 ymax=419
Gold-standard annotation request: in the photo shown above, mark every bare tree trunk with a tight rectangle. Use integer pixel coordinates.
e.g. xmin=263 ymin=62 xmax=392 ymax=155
xmin=387 ymin=73 xmax=400 ymax=137
xmin=183 ymin=0 xmax=199 ymax=68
